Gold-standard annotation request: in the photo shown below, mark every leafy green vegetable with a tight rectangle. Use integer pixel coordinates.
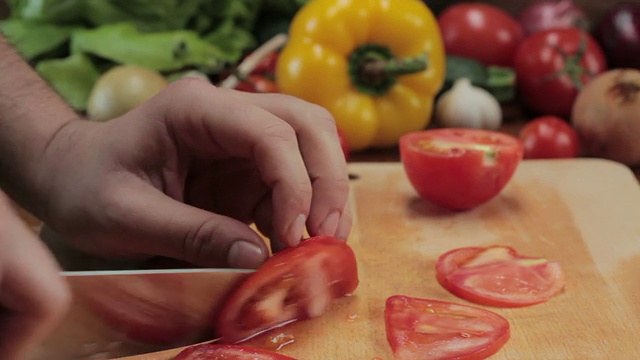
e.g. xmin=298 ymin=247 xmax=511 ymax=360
xmin=6 ymin=0 xmax=85 ymax=24
xmin=71 ymin=23 xmax=226 ymax=72
xmin=0 ymin=19 xmax=77 ymax=60
xmin=36 ymin=53 xmax=100 ymax=110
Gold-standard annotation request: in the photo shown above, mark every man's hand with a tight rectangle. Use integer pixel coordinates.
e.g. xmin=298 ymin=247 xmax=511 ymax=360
xmin=38 ymin=79 xmax=352 ymax=268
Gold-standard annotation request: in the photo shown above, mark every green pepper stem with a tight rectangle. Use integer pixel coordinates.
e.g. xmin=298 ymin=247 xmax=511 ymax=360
xmin=349 ymin=44 xmax=429 ymax=96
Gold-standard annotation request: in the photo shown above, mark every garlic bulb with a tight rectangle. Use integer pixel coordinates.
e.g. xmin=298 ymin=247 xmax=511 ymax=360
xmin=435 ymin=78 xmax=502 ymax=130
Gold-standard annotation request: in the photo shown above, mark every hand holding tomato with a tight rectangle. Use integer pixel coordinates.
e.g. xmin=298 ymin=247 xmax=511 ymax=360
xmin=519 ymin=116 xmax=581 ymax=159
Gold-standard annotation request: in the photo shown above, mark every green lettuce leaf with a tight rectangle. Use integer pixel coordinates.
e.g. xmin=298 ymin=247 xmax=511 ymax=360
xmin=36 ymin=53 xmax=100 ymax=110
xmin=0 ymin=19 xmax=77 ymax=60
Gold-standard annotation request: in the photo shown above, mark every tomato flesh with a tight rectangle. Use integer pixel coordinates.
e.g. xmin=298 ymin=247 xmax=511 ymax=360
xmin=519 ymin=116 xmax=581 ymax=159
xmin=385 ymin=295 xmax=510 ymax=360
xmin=436 ymin=246 xmax=565 ymax=307
xmin=399 ymin=129 xmax=523 ymax=211
xmin=216 ymin=235 xmax=358 ymax=343
xmin=175 ymin=343 xmax=296 ymax=360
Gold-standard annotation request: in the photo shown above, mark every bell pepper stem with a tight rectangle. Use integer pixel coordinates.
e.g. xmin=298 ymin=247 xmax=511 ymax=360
xmin=362 ymin=52 xmax=428 ymax=77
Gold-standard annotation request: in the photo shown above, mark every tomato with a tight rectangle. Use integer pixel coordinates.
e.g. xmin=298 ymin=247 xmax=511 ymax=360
xmin=216 ymin=235 xmax=358 ymax=344
xmin=235 ymin=74 xmax=279 ymax=93
xmin=175 ymin=343 xmax=296 ymax=360
xmin=438 ymin=3 xmax=524 ymax=67
xmin=385 ymin=295 xmax=510 ymax=360
xmin=399 ymin=129 xmax=524 ymax=211
xmin=436 ymin=246 xmax=565 ymax=307
xmin=252 ymin=51 xmax=280 ymax=75
xmin=519 ymin=116 xmax=581 ymax=159
xmin=514 ymin=28 xmax=607 ymax=118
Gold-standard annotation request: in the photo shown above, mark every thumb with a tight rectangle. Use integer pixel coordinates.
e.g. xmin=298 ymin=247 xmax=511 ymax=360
xmin=120 ymin=187 xmax=269 ymax=269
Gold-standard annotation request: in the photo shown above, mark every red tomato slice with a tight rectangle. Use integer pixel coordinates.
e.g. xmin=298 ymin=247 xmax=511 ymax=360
xmin=399 ymin=129 xmax=524 ymax=211
xmin=436 ymin=246 xmax=565 ymax=307
xmin=385 ymin=295 xmax=510 ymax=360
xmin=216 ymin=235 xmax=358 ymax=343
xmin=175 ymin=343 xmax=296 ymax=360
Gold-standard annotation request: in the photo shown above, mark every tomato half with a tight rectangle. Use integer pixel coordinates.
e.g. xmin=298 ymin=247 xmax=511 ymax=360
xmin=436 ymin=246 xmax=565 ymax=307
xmin=175 ymin=343 xmax=296 ymax=360
xmin=235 ymin=74 xmax=279 ymax=93
xmin=399 ymin=129 xmax=524 ymax=211
xmin=385 ymin=295 xmax=510 ymax=360
xmin=514 ymin=28 xmax=607 ymax=118
xmin=519 ymin=116 xmax=581 ymax=159
xmin=216 ymin=235 xmax=358 ymax=343
xmin=438 ymin=3 xmax=523 ymax=67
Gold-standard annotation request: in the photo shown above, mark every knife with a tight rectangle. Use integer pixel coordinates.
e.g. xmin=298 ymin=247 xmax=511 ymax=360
xmin=34 ymin=227 xmax=254 ymax=360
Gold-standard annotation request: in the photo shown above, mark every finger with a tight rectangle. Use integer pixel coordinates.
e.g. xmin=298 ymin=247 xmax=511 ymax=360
xmin=335 ymin=201 xmax=353 ymax=241
xmin=0 ymin=194 xmax=71 ymax=359
xmin=144 ymin=80 xmax=313 ymax=247
xmin=107 ymin=182 xmax=269 ymax=269
xmin=230 ymin=92 xmax=351 ymax=239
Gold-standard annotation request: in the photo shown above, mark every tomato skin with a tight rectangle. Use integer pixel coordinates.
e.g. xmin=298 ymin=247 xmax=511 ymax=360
xmin=519 ymin=116 xmax=581 ymax=159
xmin=236 ymin=75 xmax=279 ymax=93
xmin=438 ymin=3 xmax=524 ymax=67
xmin=216 ymin=235 xmax=358 ymax=344
xmin=385 ymin=295 xmax=510 ymax=360
xmin=175 ymin=343 xmax=296 ymax=360
xmin=399 ymin=129 xmax=523 ymax=211
xmin=514 ymin=28 xmax=607 ymax=118
xmin=436 ymin=246 xmax=566 ymax=307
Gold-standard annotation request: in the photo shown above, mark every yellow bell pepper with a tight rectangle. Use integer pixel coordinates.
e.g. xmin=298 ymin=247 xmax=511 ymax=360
xmin=276 ymin=0 xmax=445 ymax=151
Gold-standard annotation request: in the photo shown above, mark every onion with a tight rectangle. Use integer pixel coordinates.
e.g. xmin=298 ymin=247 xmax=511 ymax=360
xmin=517 ymin=0 xmax=589 ymax=37
xmin=571 ymin=69 xmax=640 ymax=166
xmin=594 ymin=3 xmax=640 ymax=69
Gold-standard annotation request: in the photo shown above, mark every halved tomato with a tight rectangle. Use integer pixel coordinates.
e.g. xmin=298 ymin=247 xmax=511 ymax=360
xmin=175 ymin=343 xmax=296 ymax=360
xmin=216 ymin=235 xmax=358 ymax=343
xmin=436 ymin=246 xmax=565 ymax=307
xmin=399 ymin=129 xmax=524 ymax=211
xmin=385 ymin=295 xmax=510 ymax=360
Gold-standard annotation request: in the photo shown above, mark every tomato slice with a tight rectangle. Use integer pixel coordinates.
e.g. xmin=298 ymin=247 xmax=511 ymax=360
xmin=436 ymin=246 xmax=565 ymax=307
xmin=175 ymin=343 xmax=296 ymax=360
xmin=399 ymin=129 xmax=524 ymax=210
xmin=216 ymin=235 xmax=358 ymax=343
xmin=385 ymin=295 xmax=510 ymax=360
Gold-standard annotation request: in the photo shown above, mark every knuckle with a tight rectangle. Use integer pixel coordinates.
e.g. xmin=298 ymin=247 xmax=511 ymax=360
xmin=181 ymin=218 xmax=225 ymax=265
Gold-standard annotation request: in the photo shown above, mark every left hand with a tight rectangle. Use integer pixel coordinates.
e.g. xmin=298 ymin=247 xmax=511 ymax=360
xmin=36 ymin=79 xmax=352 ymax=269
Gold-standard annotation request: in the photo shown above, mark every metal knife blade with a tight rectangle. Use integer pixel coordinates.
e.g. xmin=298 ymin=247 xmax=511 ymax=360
xmin=35 ymin=228 xmax=254 ymax=360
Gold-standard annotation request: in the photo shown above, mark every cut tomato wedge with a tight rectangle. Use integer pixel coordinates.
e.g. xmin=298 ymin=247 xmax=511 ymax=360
xmin=385 ymin=295 xmax=510 ymax=360
xmin=216 ymin=235 xmax=358 ymax=343
xmin=175 ymin=343 xmax=296 ymax=360
xmin=436 ymin=246 xmax=565 ymax=307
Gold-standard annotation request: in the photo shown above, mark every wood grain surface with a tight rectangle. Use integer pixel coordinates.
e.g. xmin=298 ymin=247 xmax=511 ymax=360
xmin=117 ymin=159 xmax=640 ymax=360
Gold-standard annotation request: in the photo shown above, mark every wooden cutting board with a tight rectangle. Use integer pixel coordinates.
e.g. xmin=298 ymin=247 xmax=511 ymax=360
xmin=120 ymin=159 xmax=640 ymax=360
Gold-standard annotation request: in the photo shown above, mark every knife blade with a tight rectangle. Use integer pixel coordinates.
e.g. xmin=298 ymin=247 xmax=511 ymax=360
xmin=34 ymin=228 xmax=254 ymax=360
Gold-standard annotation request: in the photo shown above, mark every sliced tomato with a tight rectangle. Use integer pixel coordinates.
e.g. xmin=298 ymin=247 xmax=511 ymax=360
xmin=399 ymin=129 xmax=524 ymax=211
xmin=216 ymin=235 xmax=358 ymax=344
xmin=175 ymin=343 xmax=296 ymax=360
xmin=385 ymin=295 xmax=510 ymax=360
xmin=436 ymin=246 xmax=565 ymax=307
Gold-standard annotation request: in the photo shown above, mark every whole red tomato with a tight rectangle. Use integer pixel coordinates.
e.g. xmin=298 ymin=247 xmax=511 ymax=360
xmin=400 ymin=129 xmax=524 ymax=211
xmin=514 ymin=28 xmax=607 ymax=118
xmin=438 ymin=3 xmax=524 ymax=67
xmin=519 ymin=116 xmax=581 ymax=159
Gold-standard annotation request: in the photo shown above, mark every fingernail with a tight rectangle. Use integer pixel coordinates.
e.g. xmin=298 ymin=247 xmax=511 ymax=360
xmin=228 ymin=241 xmax=266 ymax=269
xmin=287 ymin=214 xmax=306 ymax=247
xmin=318 ymin=211 xmax=340 ymax=236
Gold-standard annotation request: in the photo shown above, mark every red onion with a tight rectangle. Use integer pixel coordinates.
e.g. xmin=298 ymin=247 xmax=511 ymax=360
xmin=518 ymin=0 xmax=589 ymax=37
xmin=594 ymin=3 xmax=640 ymax=69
